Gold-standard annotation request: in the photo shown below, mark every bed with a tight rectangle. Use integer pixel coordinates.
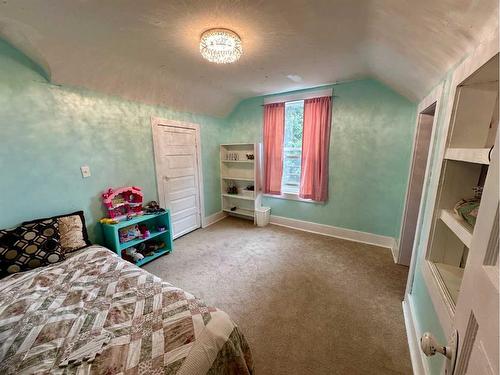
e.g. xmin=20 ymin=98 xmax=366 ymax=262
xmin=0 ymin=245 xmax=253 ymax=374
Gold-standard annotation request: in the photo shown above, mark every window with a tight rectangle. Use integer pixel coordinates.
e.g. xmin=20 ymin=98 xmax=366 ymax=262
xmin=263 ymin=88 xmax=332 ymax=201
xmin=282 ymin=100 xmax=304 ymax=194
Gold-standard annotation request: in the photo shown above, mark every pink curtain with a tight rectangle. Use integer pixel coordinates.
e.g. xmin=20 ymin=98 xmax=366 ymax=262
xmin=299 ymin=96 xmax=332 ymax=201
xmin=263 ymin=103 xmax=285 ymax=195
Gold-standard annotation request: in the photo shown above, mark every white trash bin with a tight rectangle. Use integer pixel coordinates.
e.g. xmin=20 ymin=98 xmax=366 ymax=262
xmin=255 ymin=207 xmax=271 ymax=227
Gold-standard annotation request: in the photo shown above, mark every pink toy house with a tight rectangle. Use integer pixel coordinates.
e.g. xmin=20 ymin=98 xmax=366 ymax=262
xmin=102 ymin=186 xmax=144 ymax=221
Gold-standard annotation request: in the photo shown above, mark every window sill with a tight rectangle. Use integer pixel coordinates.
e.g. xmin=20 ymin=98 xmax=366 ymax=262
xmin=263 ymin=193 xmax=322 ymax=204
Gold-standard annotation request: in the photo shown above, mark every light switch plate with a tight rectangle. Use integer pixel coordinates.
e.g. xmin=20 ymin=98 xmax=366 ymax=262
xmin=81 ymin=165 xmax=91 ymax=178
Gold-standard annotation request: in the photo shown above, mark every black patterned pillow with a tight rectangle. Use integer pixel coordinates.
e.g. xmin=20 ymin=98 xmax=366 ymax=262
xmin=23 ymin=211 xmax=91 ymax=254
xmin=0 ymin=219 xmax=65 ymax=278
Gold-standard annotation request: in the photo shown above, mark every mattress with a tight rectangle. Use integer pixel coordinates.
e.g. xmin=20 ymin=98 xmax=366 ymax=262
xmin=0 ymin=245 xmax=253 ymax=374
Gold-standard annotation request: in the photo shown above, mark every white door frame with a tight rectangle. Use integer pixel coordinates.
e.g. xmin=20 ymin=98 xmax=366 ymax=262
xmin=397 ymin=83 xmax=443 ymax=266
xmin=402 ymin=83 xmax=443 ymax=292
xmin=151 ymin=116 xmax=207 ymax=229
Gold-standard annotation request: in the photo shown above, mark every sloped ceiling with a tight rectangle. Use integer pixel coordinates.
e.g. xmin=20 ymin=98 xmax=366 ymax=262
xmin=0 ymin=0 xmax=497 ymax=117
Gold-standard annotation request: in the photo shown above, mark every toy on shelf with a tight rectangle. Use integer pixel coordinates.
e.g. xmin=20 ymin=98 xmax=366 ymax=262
xmin=139 ymin=225 xmax=150 ymax=239
xmin=157 ymin=224 xmax=167 ymax=232
xmin=119 ymin=224 xmax=141 ymax=244
xmin=125 ymin=247 xmax=144 ymax=262
xmin=99 ymin=218 xmax=118 ymax=225
xmin=144 ymin=201 xmax=165 ymax=214
xmin=102 ymin=186 xmax=144 ymax=222
xmin=146 ymin=240 xmax=166 ymax=254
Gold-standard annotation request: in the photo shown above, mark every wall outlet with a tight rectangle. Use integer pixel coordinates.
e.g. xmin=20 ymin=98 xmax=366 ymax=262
xmin=80 ymin=165 xmax=91 ymax=178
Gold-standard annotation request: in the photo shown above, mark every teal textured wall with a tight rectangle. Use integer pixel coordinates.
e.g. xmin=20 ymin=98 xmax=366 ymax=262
xmin=225 ymin=80 xmax=417 ymax=238
xmin=0 ymin=39 xmax=224 ymax=242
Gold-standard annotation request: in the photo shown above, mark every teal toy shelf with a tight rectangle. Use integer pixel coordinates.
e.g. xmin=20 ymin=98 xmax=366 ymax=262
xmin=101 ymin=211 xmax=173 ymax=267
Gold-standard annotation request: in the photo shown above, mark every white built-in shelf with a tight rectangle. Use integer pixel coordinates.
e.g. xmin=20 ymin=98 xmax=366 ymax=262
xmin=220 ymin=143 xmax=254 ymax=146
xmin=434 ymin=262 xmax=464 ymax=304
xmin=222 ymin=193 xmax=255 ymax=201
xmin=221 ymin=176 xmax=254 ymax=181
xmin=222 ymin=160 xmax=254 ymax=163
xmin=444 ymin=148 xmax=490 ymax=165
xmin=439 ymin=209 xmax=473 ymax=248
xmin=223 ymin=208 xmax=255 ymax=218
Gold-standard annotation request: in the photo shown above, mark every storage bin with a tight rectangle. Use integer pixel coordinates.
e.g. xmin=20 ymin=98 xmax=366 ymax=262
xmin=255 ymin=206 xmax=271 ymax=227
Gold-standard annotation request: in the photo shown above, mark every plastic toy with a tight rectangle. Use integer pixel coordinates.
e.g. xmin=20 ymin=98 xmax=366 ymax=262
xmin=144 ymin=201 xmax=165 ymax=214
xmin=136 ymin=242 xmax=153 ymax=256
xmin=157 ymin=225 xmax=166 ymax=232
xmin=146 ymin=241 xmax=166 ymax=253
xmin=125 ymin=247 xmax=144 ymax=262
xmin=139 ymin=225 xmax=150 ymax=239
xmin=102 ymin=186 xmax=144 ymax=222
xmin=119 ymin=224 xmax=141 ymax=243
xmin=99 ymin=218 xmax=118 ymax=225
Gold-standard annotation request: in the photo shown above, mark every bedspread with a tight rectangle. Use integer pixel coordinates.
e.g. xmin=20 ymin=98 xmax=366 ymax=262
xmin=0 ymin=246 xmax=253 ymax=374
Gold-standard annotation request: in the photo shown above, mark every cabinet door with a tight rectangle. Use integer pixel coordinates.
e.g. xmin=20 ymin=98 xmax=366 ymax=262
xmin=453 ymin=144 xmax=498 ymax=375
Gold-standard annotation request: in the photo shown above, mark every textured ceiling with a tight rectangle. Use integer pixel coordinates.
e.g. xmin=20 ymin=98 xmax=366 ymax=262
xmin=0 ymin=0 xmax=497 ymax=117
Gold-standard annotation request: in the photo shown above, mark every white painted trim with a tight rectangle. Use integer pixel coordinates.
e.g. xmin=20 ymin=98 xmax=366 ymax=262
xmin=263 ymin=88 xmax=333 ymax=104
xmin=150 ymin=116 xmax=207 ymax=229
xmin=398 ymin=83 xmax=444 ymax=268
xmin=269 ymin=215 xmax=396 ymax=248
xmin=403 ymin=295 xmax=431 ymax=375
xmin=391 ymin=239 xmax=399 ymax=263
xmin=403 ymin=83 xmax=444 ymax=294
xmin=204 ymin=211 xmax=228 ymax=227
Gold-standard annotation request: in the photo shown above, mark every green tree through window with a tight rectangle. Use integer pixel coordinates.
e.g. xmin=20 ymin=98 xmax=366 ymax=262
xmin=282 ymin=100 xmax=304 ymax=193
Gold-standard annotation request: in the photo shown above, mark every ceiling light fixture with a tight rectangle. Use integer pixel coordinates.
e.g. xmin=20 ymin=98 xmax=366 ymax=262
xmin=200 ymin=28 xmax=242 ymax=64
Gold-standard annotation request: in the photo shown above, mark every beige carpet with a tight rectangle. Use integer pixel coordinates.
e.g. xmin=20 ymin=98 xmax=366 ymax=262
xmin=144 ymin=217 xmax=412 ymax=374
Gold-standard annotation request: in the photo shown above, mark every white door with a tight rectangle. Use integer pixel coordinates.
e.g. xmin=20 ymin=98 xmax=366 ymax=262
xmin=152 ymin=122 xmax=202 ymax=239
xmin=453 ymin=144 xmax=498 ymax=375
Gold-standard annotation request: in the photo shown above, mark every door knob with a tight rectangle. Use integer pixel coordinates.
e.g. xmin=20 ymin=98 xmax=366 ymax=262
xmin=420 ymin=330 xmax=458 ymax=375
xmin=420 ymin=332 xmax=451 ymax=359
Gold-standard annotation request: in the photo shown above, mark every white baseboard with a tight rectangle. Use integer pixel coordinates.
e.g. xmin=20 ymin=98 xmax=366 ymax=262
xmin=391 ymin=239 xmax=400 ymax=263
xmin=269 ymin=214 xmax=396 ymax=249
xmin=203 ymin=211 xmax=228 ymax=227
xmin=403 ymin=295 xmax=430 ymax=375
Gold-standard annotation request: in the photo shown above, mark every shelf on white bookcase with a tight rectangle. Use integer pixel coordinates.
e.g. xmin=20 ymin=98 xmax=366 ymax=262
xmin=221 ymin=193 xmax=255 ymax=201
xmin=434 ymin=262 xmax=464 ymax=304
xmin=444 ymin=148 xmax=490 ymax=165
xmin=439 ymin=209 xmax=473 ymax=247
xmin=221 ymin=176 xmax=254 ymax=182
xmin=220 ymin=143 xmax=254 ymax=146
xmin=222 ymin=160 xmax=254 ymax=163
xmin=223 ymin=208 xmax=255 ymax=218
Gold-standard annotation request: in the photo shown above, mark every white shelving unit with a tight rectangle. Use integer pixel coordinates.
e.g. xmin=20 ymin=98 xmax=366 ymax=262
xmin=220 ymin=143 xmax=262 ymax=222
xmin=425 ymin=54 xmax=498 ymax=309
xmin=439 ymin=209 xmax=473 ymax=248
xmin=444 ymin=148 xmax=490 ymax=165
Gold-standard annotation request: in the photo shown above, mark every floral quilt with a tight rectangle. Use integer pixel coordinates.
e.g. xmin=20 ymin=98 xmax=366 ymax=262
xmin=0 ymin=246 xmax=253 ymax=374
